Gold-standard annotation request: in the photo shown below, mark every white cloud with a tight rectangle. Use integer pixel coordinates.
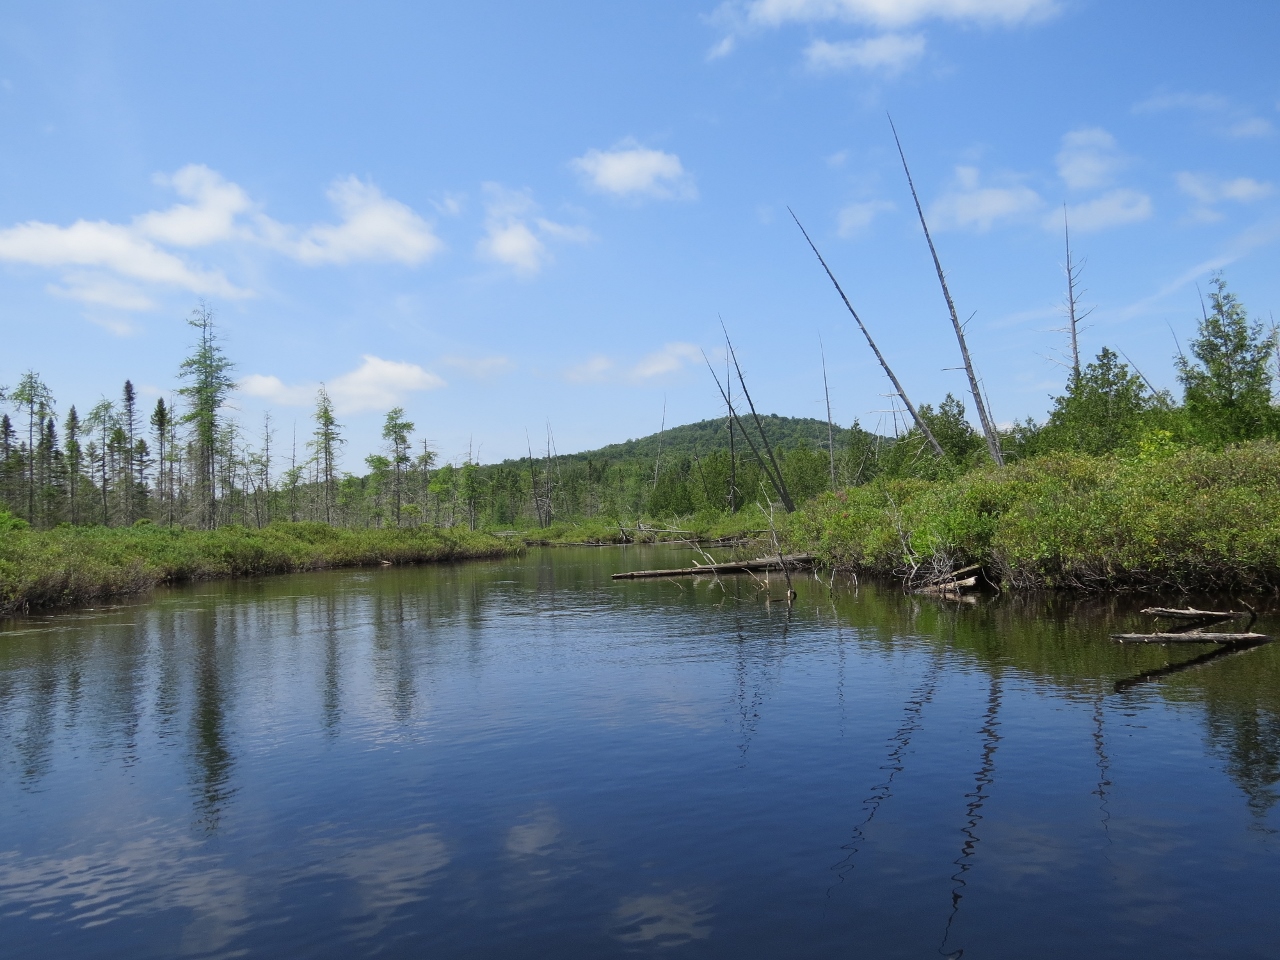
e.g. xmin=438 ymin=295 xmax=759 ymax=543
xmin=1175 ymin=172 xmax=1273 ymax=205
xmin=0 ymin=218 xmax=246 ymax=297
xmin=1055 ymin=128 xmax=1123 ymax=191
xmin=135 ymin=165 xmax=253 ymax=247
xmin=1175 ymin=172 xmax=1273 ymax=222
xmin=48 ymin=272 xmax=156 ymax=311
xmin=329 ymin=355 xmax=445 ymax=412
xmin=241 ymin=356 xmax=446 ymax=414
xmin=1133 ymin=91 xmax=1273 ymax=139
xmin=564 ymin=355 xmax=615 ymax=383
xmin=476 ymin=184 xmax=589 ymax=277
xmin=1051 ymin=189 xmax=1152 ymax=233
xmin=804 ymin=34 xmax=925 ymax=73
xmin=0 ymin=165 xmax=442 ymax=311
xmin=571 ymin=141 xmax=695 ymax=200
xmin=441 ymin=355 xmax=514 ymax=378
xmin=631 ymin=343 xmax=703 ymax=380
xmin=239 ymin=373 xmax=316 ymax=407
xmin=930 ymin=166 xmax=1042 ymax=231
xmin=837 ymin=199 xmax=894 ymax=237
xmin=707 ymin=35 xmax=737 ymax=59
xmin=744 ymin=0 xmax=1056 ymax=28
xmin=268 ymin=176 xmax=443 ymax=266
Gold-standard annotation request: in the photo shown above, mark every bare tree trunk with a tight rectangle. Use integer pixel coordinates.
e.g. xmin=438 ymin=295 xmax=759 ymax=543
xmin=888 ymin=115 xmax=1004 ymax=466
xmin=790 ymin=210 xmax=945 ymax=458
xmin=820 ymin=334 xmax=836 ymax=489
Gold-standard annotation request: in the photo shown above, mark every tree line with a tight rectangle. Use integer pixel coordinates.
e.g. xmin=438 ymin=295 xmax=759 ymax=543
xmin=1 ymin=277 xmax=1276 ymax=532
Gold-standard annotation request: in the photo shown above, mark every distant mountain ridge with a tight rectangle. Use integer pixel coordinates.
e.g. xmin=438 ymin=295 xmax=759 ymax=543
xmin=494 ymin=415 xmax=870 ymax=467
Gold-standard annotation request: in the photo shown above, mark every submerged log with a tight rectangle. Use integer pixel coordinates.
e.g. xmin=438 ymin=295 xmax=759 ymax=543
xmin=1110 ymin=632 xmax=1270 ymax=645
xmin=612 ymin=554 xmax=814 ymax=580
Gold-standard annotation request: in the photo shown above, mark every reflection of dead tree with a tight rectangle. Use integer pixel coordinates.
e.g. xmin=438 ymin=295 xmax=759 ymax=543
xmin=888 ymin=115 xmax=1004 ymax=467
xmin=937 ymin=672 xmax=1003 ymax=960
xmin=830 ymin=651 xmax=944 ymax=886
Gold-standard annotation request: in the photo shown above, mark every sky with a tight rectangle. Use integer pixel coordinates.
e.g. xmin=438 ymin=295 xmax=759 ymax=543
xmin=1 ymin=0 xmax=1277 ymax=467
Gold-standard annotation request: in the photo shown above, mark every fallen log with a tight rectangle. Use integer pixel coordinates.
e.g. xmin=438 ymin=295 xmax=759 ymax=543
xmin=914 ymin=576 xmax=978 ymax=597
xmin=1110 ymin=632 xmax=1270 ymax=645
xmin=612 ymin=554 xmax=815 ymax=580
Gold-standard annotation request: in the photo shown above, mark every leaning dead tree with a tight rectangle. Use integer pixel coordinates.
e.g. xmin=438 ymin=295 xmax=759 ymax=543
xmin=703 ymin=347 xmax=796 ymax=513
xmin=790 ymin=209 xmax=945 ymax=458
xmin=888 ymin=115 xmax=1004 ymax=467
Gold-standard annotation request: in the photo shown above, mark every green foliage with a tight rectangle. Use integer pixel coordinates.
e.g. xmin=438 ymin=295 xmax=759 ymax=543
xmin=1178 ymin=276 xmax=1275 ymax=445
xmin=793 ymin=442 xmax=1280 ymax=592
xmin=1038 ymin=348 xmax=1154 ymax=455
xmin=0 ymin=522 xmax=518 ymax=614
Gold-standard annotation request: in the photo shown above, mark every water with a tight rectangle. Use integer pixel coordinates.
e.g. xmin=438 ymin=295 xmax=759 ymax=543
xmin=1 ymin=546 xmax=1278 ymax=959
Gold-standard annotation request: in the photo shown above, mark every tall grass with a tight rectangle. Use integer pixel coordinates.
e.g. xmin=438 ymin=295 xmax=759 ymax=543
xmin=0 ymin=521 xmax=518 ymax=614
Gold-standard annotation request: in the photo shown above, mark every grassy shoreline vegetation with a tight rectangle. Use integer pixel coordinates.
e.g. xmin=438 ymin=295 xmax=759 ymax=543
xmin=3 ymin=277 xmax=1280 ymax=610
xmin=0 ymin=522 xmax=518 ymax=615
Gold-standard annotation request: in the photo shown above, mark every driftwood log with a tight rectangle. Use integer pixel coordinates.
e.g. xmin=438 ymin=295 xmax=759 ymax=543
xmin=612 ymin=554 xmax=814 ymax=580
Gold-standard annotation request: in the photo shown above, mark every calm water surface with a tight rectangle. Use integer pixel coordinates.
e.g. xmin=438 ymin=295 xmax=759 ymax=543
xmin=2 ymin=546 xmax=1278 ymax=958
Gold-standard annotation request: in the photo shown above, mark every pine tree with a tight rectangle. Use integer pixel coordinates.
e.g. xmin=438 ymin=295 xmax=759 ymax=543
xmin=381 ymin=407 xmax=415 ymax=527
xmin=1178 ymin=276 xmax=1275 ymax=445
xmin=177 ymin=304 xmax=236 ymax=529
xmin=308 ymin=386 xmax=343 ymax=524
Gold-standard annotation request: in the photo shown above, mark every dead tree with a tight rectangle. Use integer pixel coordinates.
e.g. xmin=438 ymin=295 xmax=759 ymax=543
xmin=703 ymin=353 xmax=794 ymax=512
xmin=820 ymin=334 xmax=836 ymax=489
xmin=722 ymin=327 xmax=796 ymax=512
xmin=888 ymin=115 xmax=1004 ymax=467
xmin=790 ymin=209 xmax=945 ymax=458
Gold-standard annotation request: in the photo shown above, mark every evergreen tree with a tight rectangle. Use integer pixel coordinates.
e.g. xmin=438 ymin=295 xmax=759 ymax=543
xmin=150 ymin=398 xmax=171 ymax=525
xmin=308 ymin=386 xmax=343 ymax=524
xmin=64 ymin=406 xmax=82 ymax=525
xmin=84 ymin=399 xmax=117 ymax=524
xmin=1039 ymin=348 xmax=1152 ymax=456
xmin=177 ymin=304 xmax=236 ymax=528
xmin=11 ymin=371 xmax=53 ymax=524
xmin=1177 ymin=276 xmax=1274 ymax=445
xmin=381 ymin=407 xmax=414 ymax=527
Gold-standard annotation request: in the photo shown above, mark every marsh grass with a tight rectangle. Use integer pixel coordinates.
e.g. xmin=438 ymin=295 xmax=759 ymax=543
xmin=0 ymin=521 xmax=518 ymax=613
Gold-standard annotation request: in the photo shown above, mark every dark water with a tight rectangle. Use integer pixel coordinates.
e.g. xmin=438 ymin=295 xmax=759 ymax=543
xmin=2 ymin=546 xmax=1279 ymax=959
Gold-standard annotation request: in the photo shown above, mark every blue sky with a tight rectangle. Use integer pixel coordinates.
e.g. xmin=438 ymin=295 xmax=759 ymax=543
xmin=1 ymin=0 xmax=1276 ymax=466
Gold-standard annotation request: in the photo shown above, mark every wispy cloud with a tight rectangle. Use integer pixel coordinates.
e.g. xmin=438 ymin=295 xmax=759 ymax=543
xmin=742 ymin=0 xmax=1057 ymax=28
xmin=1051 ymin=189 xmax=1152 ymax=233
xmin=1133 ymin=91 xmax=1274 ymax=138
xmin=571 ymin=140 xmax=696 ymax=200
xmin=1175 ymin=172 xmax=1273 ymax=222
xmin=564 ymin=355 xmax=615 ymax=383
xmin=476 ymin=184 xmax=591 ymax=277
xmin=804 ymin=34 xmax=925 ymax=73
xmin=837 ymin=199 xmax=894 ymax=237
xmin=630 ymin=343 xmax=703 ymax=380
xmin=1054 ymin=128 xmax=1124 ymax=191
xmin=241 ymin=355 xmax=446 ymax=414
xmin=930 ymin=166 xmax=1042 ymax=232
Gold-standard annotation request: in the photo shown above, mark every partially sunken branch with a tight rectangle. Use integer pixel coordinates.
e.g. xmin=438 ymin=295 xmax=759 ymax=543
xmin=789 ymin=208 xmax=945 ymax=458
xmin=888 ymin=115 xmax=1004 ymax=467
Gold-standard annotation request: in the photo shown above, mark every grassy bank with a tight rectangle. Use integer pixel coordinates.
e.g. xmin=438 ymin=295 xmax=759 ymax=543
xmin=0 ymin=522 xmax=519 ymax=614
xmin=789 ymin=441 xmax=1280 ymax=592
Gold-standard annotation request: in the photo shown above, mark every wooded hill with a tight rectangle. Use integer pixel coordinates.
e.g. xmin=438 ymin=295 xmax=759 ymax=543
xmin=493 ymin=415 xmax=873 ymax=469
